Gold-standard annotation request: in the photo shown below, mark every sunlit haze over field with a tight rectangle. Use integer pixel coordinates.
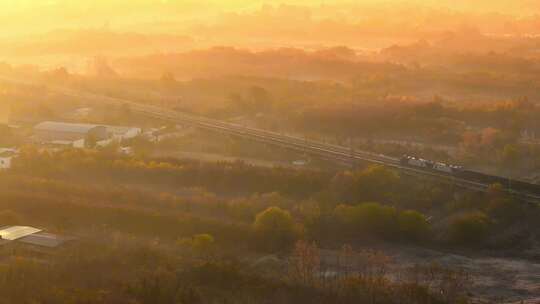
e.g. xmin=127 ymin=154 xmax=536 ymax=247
xmin=2 ymin=1 xmax=540 ymax=303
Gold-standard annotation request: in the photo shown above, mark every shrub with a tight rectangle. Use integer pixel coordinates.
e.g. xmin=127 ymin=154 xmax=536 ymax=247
xmin=397 ymin=210 xmax=431 ymax=242
xmin=253 ymin=207 xmax=298 ymax=252
xmin=184 ymin=234 xmax=216 ymax=257
xmin=448 ymin=212 xmax=490 ymax=245
xmin=354 ymin=165 xmax=401 ymax=203
xmin=334 ymin=202 xmax=398 ymax=238
xmin=486 ymin=184 xmax=522 ymax=222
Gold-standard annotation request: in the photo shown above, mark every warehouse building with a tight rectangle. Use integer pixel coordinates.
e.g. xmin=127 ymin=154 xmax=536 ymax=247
xmin=0 ymin=226 xmax=72 ymax=248
xmin=34 ymin=121 xmax=108 ymax=142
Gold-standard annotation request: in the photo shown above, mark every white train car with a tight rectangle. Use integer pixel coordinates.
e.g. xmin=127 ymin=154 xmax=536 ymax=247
xmin=401 ymin=155 xmax=433 ymax=169
xmin=433 ymin=162 xmax=453 ymax=173
xmin=402 ymin=155 xmax=463 ymax=175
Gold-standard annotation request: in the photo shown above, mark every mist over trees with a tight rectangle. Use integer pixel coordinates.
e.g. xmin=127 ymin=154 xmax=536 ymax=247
xmin=0 ymin=1 xmax=539 ymax=302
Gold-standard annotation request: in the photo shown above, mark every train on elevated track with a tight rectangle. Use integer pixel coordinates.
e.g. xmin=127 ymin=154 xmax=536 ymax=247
xmin=400 ymin=155 xmax=540 ymax=196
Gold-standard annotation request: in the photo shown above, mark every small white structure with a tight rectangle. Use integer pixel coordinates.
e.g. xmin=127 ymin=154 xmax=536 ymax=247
xmin=0 ymin=157 xmax=12 ymax=169
xmin=106 ymin=126 xmax=142 ymax=140
xmin=142 ymin=127 xmax=166 ymax=142
xmin=293 ymin=160 xmax=309 ymax=166
xmin=49 ymin=139 xmax=86 ymax=149
xmin=119 ymin=146 xmax=133 ymax=155
xmin=71 ymin=107 xmax=92 ymax=118
xmin=0 ymin=226 xmax=71 ymax=248
xmin=0 ymin=148 xmax=18 ymax=169
xmin=96 ymin=138 xmax=114 ymax=147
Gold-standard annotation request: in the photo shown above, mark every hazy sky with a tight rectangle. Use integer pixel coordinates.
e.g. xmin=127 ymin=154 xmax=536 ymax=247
xmin=1 ymin=0 xmax=539 ymax=34
xmin=2 ymin=0 xmax=540 ymax=58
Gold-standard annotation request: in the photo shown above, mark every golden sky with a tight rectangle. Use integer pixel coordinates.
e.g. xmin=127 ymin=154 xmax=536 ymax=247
xmin=1 ymin=0 xmax=540 ymax=57
xmin=1 ymin=0 xmax=538 ymax=29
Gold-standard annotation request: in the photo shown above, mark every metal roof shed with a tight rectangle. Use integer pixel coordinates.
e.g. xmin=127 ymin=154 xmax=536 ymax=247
xmin=0 ymin=226 xmax=42 ymax=241
xmin=33 ymin=121 xmax=108 ymax=142
xmin=34 ymin=121 xmax=102 ymax=133
xmin=18 ymin=232 xmax=69 ymax=248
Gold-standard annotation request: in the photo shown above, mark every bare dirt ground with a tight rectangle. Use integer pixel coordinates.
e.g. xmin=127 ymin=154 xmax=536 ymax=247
xmin=264 ymin=243 xmax=540 ymax=303
xmin=364 ymin=245 xmax=540 ymax=303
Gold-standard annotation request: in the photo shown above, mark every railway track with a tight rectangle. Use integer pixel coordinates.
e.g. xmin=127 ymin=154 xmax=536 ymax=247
xmin=122 ymin=102 xmax=540 ymax=203
xmin=1 ymin=76 xmax=539 ymax=203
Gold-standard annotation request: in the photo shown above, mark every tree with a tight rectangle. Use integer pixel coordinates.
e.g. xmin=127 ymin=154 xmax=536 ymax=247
xmin=397 ymin=210 xmax=430 ymax=242
xmin=253 ymin=207 xmax=297 ymax=252
xmin=354 ymin=165 xmax=400 ymax=203
xmin=50 ymin=66 xmax=70 ymax=82
xmin=191 ymin=234 xmax=215 ymax=257
xmin=486 ymin=183 xmax=521 ymax=223
xmin=334 ymin=202 xmax=398 ymax=238
xmin=461 ymin=130 xmax=481 ymax=153
xmin=89 ymin=56 xmax=117 ymax=77
xmin=160 ymin=71 xmax=176 ymax=84
xmin=129 ymin=269 xmax=202 ymax=304
xmin=480 ymin=127 xmax=501 ymax=147
xmin=246 ymin=86 xmax=273 ymax=114
xmin=85 ymin=134 xmax=98 ymax=148
xmin=448 ymin=212 xmax=490 ymax=245
xmin=500 ymin=144 xmax=519 ymax=166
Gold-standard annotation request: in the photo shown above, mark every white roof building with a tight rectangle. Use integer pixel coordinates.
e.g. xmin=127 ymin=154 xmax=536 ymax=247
xmin=0 ymin=226 xmax=72 ymax=248
xmin=0 ymin=226 xmax=42 ymax=241
xmin=34 ymin=121 xmax=104 ymax=134
xmin=34 ymin=121 xmax=108 ymax=142
xmin=33 ymin=121 xmax=142 ymax=147
xmin=19 ymin=232 xmax=68 ymax=248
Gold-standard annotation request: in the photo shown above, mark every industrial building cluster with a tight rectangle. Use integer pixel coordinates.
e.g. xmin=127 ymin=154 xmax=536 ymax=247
xmin=0 ymin=116 xmax=188 ymax=170
xmin=33 ymin=121 xmax=142 ymax=148
xmin=0 ymin=120 xmax=143 ymax=170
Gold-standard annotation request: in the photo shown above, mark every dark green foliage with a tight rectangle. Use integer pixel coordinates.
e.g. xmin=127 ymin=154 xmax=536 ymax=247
xmin=12 ymin=147 xmax=330 ymax=199
xmin=334 ymin=203 xmax=398 ymax=238
xmin=448 ymin=212 xmax=490 ymax=245
xmin=332 ymin=165 xmax=400 ymax=204
xmin=253 ymin=207 xmax=299 ymax=252
xmin=397 ymin=210 xmax=431 ymax=242
xmin=331 ymin=203 xmax=431 ymax=242
xmin=485 ymin=183 xmax=523 ymax=223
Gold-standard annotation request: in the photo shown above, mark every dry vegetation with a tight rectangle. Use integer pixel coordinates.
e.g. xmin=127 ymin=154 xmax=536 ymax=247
xmin=0 ymin=147 xmax=535 ymax=302
xmin=0 ymin=1 xmax=539 ymax=303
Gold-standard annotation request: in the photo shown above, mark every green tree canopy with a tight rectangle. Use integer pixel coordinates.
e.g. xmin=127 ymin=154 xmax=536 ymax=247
xmin=334 ymin=202 xmax=398 ymax=238
xmin=398 ymin=210 xmax=431 ymax=242
xmin=355 ymin=165 xmax=400 ymax=202
xmin=253 ymin=207 xmax=297 ymax=252
xmin=449 ymin=212 xmax=490 ymax=245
